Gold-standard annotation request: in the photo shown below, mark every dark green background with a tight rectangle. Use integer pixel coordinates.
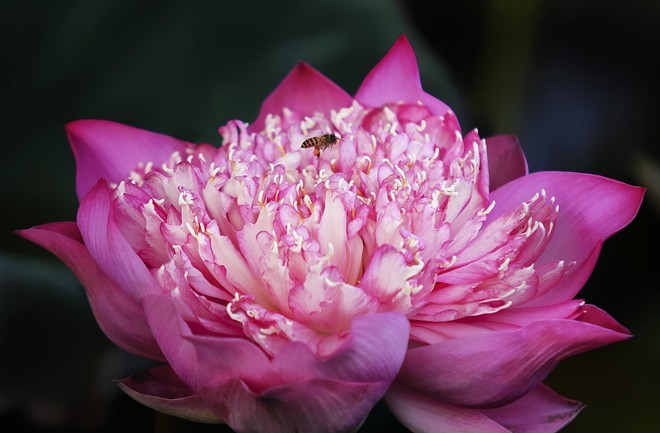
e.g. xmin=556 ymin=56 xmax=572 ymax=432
xmin=1 ymin=1 xmax=658 ymax=432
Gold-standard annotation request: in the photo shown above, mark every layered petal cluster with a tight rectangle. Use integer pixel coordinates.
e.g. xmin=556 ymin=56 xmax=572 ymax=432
xmin=20 ymin=36 xmax=644 ymax=433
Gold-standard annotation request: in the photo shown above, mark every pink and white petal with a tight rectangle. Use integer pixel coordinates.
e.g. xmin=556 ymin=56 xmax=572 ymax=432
xmin=210 ymin=312 xmax=409 ymax=433
xmin=143 ymin=295 xmax=409 ymax=433
xmin=296 ymin=312 xmax=410 ymax=384
xmin=289 ymin=270 xmax=378 ymax=336
xmin=485 ymin=135 xmax=528 ymax=191
xmin=250 ymin=62 xmax=352 ymax=132
xmin=117 ymin=364 xmax=220 ymax=424
xmin=481 ymin=384 xmax=584 ymax=433
xmin=396 ymin=316 xmax=630 ymax=407
xmin=17 ymin=222 xmax=164 ymax=360
xmin=317 ymin=191 xmax=350 ymax=276
xmin=354 ymin=35 xmax=451 ymax=117
xmin=148 ymin=292 xmax=408 ymax=389
xmin=141 ymin=295 xmax=270 ymax=391
xmin=66 ymin=119 xmax=192 ymax=200
xmin=359 ymin=244 xmax=421 ymax=309
xmin=203 ymin=378 xmax=384 ymax=433
xmin=385 ymin=383 xmax=509 ymax=433
xmin=78 ymin=180 xmax=163 ymax=300
xmin=489 ymin=172 xmax=644 ymax=306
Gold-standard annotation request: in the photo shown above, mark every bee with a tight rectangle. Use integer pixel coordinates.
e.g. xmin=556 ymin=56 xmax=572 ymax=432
xmin=301 ymin=133 xmax=342 ymax=157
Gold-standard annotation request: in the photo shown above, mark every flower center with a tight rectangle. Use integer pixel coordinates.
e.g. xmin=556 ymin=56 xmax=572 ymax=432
xmin=111 ymin=101 xmax=568 ymax=355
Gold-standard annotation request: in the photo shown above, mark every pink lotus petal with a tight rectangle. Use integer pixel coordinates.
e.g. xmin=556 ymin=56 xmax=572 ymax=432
xmin=482 ymin=384 xmax=584 ymax=433
xmin=204 ymin=378 xmax=384 ymax=433
xmin=385 ymin=383 xmax=509 ymax=433
xmin=489 ymin=172 xmax=644 ymax=306
xmin=77 ymin=180 xmax=163 ymax=300
xmin=118 ymin=364 xmax=220 ymax=423
xmin=396 ymin=314 xmax=630 ymax=407
xmin=143 ymin=294 xmax=409 ymax=386
xmin=142 ymin=295 xmax=409 ymax=432
xmin=66 ymin=119 xmax=192 ymax=200
xmin=17 ymin=222 xmax=163 ymax=360
xmin=486 ymin=135 xmax=528 ymax=191
xmin=355 ymin=35 xmax=451 ymax=117
xmin=141 ymin=295 xmax=270 ymax=390
xmin=359 ymin=244 xmax=421 ymax=310
xmin=473 ymin=299 xmax=586 ymax=327
xmin=249 ymin=62 xmax=352 ymax=132
xmin=576 ymin=304 xmax=630 ymax=334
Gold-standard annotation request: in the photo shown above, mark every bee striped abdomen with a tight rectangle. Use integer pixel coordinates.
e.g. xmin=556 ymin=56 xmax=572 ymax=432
xmin=301 ymin=134 xmax=340 ymax=157
xmin=301 ymin=134 xmax=336 ymax=148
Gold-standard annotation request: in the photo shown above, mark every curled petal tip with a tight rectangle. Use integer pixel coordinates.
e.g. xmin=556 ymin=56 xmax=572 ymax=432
xmin=118 ymin=365 xmax=221 ymax=424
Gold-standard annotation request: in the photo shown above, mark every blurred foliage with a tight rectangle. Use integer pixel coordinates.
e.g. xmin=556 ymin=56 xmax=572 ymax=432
xmin=1 ymin=0 xmax=659 ymax=432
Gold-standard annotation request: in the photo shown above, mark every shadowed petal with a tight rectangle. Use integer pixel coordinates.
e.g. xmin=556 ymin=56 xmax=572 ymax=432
xmin=489 ymin=172 xmax=644 ymax=306
xmin=486 ymin=135 xmax=528 ymax=191
xmin=250 ymin=62 xmax=352 ymax=132
xmin=355 ymin=35 xmax=451 ymax=117
xmin=78 ymin=180 xmax=163 ymax=300
xmin=118 ymin=364 xmax=220 ymax=423
xmin=141 ymin=295 xmax=270 ymax=390
xmin=482 ymin=384 xmax=584 ymax=433
xmin=17 ymin=222 xmax=163 ymax=360
xmin=385 ymin=383 xmax=509 ymax=433
xmin=66 ymin=119 xmax=192 ymax=200
xmin=204 ymin=378 xmax=383 ymax=433
xmin=396 ymin=313 xmax=629 ymax=407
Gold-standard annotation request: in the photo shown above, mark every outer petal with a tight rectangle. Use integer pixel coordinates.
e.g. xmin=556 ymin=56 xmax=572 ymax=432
xmin=386 ymin=383 xmax=583 ymax=433
xmin=117 ymin=364 xmax=220 ymax=423
xmin=354 ymin=35 xmax=451 ymax=117
xmin=249 ymin=62 xmax=352 ymax=132
xmin=141 ymin=295 xmax=409 ymax=433
xmin=489 ymin=172 xmax=644 ymax=306
xmin=485 ymin=135 xmax=528 ymax=191
xmin=78 ymin=180 xmax=163 ymax=300
xmin=396 ymin=312 xmax=629 ymax=407
xmin=66 ymin=119 xmax=192 ymax=200
xmin=385 ymin=383 xmax=509 ymax=433
xmin=481 ymin=384 xmax=584 ymax=433
xmin=205 ymin=378 xmax=385 ymax=433
xmin=17 ymin=222 xmax=163 ymax=360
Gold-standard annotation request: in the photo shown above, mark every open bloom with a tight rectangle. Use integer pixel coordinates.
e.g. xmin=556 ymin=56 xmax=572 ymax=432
xmin=20 ymin=36 xmax=643 ymax=433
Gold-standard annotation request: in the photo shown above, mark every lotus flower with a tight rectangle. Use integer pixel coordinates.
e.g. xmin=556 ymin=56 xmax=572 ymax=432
xmin=19 ymin=35 xmax=643 ymax=433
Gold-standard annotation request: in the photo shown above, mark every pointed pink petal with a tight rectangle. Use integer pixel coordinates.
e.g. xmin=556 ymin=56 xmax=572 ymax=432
xmin=385 ymin=383 xmax=509 ymax=433
xmin=354 ymin=35 xmax=451 ymax=117
xmin=249 ymin=63 xmax=352 ymax=132
xmin=486 ymin=135 xmax=528 ymax=191
xmin=576 ymin=304 xmax=630 ymax=334
xmin=17 ymin=222 xmax=163 ymax=360
xmin=77 ymin=180 xmax=163 ymax=300
xmin=396 ymin=314 xmax=630 ymax=407
xmin=481 ymin=384 xmax=584 ymax=433
xmin=489 ymin=172 xmax=644 ymax=305
xmin=117 ymin=364 xmax=220 ymax=423
xmin=66 ymin=119 xmax=192 ymax=200
xmin=142 ymin=295 xmax=409 ymax=432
